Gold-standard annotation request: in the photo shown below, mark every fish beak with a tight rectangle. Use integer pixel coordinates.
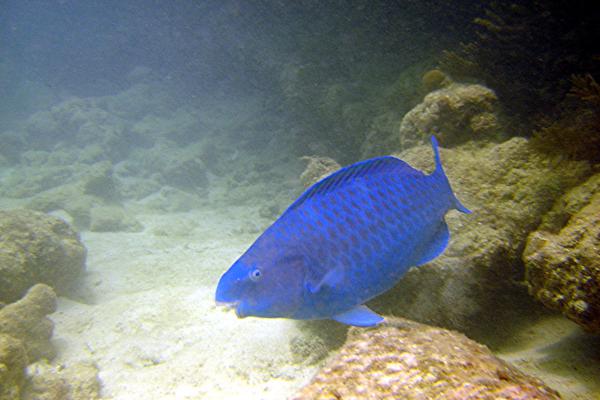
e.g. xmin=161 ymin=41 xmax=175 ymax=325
xmin=215 ymin=300 xmax=246 ymax=318
xmin=216 ymin=300 xmax=239 ymax=311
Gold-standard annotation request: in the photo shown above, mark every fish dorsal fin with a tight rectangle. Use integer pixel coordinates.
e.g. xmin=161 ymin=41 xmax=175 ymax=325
xmin=288 ymin=156 xmax=420 ymax=212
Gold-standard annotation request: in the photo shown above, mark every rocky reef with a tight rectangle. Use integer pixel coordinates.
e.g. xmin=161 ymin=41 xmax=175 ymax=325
xmin=0 ymin=209 xmax=87 ymax=304
xmin=299 ymin=156 xmax=341 ymax=188
xmin=0 ymin=284 xmax=57 ymax=362
xmin=0 ymin=284 xmax=101 ymax=400
xmin=370 ymin=136 xmax=590 ymax=334
xmin=0 ymin=284 xmax=56 ymax=399
xmin=524 ymin=173 xmax=600 ymax=333
xmin=293 ymin=318 xmax=560 ymax=400
xmin=398 ymin=82 xmax=504 ymax=150
xmin=0 ymin=333 xmax=27 ymax=400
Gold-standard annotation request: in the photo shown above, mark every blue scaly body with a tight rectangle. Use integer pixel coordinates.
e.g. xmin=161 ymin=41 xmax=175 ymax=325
xmin=216 ymin=137 xmax=470 ymax=327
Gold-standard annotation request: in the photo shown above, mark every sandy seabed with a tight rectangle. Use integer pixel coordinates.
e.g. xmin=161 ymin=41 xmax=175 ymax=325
xmin=50 ymin=206 xmax=323 ymax=400
xmin=42 ymin=205 xmax=599 ymax=400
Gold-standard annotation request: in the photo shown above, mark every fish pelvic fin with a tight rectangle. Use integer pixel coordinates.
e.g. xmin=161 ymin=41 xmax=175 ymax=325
xmin=430 ymin=135 xmax=471 ymax=214
xmin=332 ymin=305 xmax=384 ymax=327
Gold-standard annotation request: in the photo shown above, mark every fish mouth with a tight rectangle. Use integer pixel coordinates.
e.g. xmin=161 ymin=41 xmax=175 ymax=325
xmin=215 ymin=300 xmax=245 ymax=318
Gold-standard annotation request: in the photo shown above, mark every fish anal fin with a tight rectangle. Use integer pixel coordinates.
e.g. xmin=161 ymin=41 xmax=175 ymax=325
xmin=332 ymin=305 xmax=384 ymax=327
xmin=413 ymin=221 xmax=450 ymax=266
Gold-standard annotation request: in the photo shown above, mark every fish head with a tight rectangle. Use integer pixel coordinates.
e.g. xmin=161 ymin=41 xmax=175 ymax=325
xmin=215 ymin=250 xmax=306 ymax=319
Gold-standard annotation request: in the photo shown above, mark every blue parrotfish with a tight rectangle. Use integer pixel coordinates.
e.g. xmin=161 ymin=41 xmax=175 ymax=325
xmin=215 ymin=136 xmax=470 ymax=327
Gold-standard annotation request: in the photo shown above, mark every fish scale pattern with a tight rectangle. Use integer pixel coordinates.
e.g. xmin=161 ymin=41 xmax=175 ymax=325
xmin=274 ymin=156 xmax=454 ymax=319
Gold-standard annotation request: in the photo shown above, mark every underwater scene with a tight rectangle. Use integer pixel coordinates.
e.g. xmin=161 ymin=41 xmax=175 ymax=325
xmin=1 ymin=1 xmax=599 ymax=399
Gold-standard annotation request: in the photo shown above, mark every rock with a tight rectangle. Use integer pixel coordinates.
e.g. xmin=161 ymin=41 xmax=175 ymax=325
xmin=398 ymin=83 xmax=504 ymax=150
xmin=28 ymin=185 xmax=98 ymax=230
xmin=0 ymin=333 xmax=27 ymax=400
xmin=421 ymin=68 xmax=452 ymax=93
xmin=0 ymin=210 xmax=86 ymax=303
xmin=23 ymin=361 xmax=101 ymax=400
xmin=370 ymin=137 xmax=590 ymax=333
xmin=0 ymin=284 xmax=57 ymax=362
xmin=139 ymin=186 xmax=203 ymax=213
xmin=0 ymin=163 xmax=74 ymax=199
xmin=161 ymin=157 xmax=209 ymax=193
xmin=89 ymin=206 xmax=143 ymax=232
xmin=82 ymin=162 xmax=121 ymax=202
xmin=293 ymin=318 xmax=560 ymax=400
xmin=523 ymin=173 xmax=600 ymax=333
xmin=299 ymin=156 xmax=341 ymax=188
xmin=359 ymin=111 xmax=403 ymax=159
xmin=536 ymin=173 xmax=600 ymax=233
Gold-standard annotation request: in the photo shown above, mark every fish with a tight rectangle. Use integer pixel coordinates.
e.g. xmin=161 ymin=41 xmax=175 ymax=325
xmin=215 ymin=136 xmax=470 ymax=327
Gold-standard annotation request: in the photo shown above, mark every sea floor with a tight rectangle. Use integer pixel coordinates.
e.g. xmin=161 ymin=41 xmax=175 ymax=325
xmin=50 ymin=207 xmax=325 ymax=400
xmin=36 ymin=205 xmax=600 ymax=399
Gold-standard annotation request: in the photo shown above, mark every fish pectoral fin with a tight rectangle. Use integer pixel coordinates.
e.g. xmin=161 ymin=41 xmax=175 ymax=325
xmin=307 ymin=266 xmax=344 ymax=294
xmin=332 ymin=305 xmax=384 ymax=327
xmin=413 ymin=220 xmax=450 ymax=266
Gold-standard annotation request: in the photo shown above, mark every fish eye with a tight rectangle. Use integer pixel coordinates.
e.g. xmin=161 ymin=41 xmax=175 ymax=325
xmin=249 ymin=268 xmax=262 ymax=282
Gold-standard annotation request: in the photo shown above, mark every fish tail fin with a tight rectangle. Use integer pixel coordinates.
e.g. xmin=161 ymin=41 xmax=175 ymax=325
xmin=430 ymin=136 xmax=471 ymax=214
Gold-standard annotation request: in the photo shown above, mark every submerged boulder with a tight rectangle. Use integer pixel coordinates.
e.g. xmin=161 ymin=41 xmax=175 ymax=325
xmin=0 ymin=333 xmax=27 ymax=400
xmin=0 ymin=209 xmax=86 ymax=303
xmin=299 ymin=156 xmax=341 ymax=188
xmin=370 ymin=137 xmax=590 ymax=333
xmin=293 ymin=318 xmax=560 ymax=400
xmin=398 ymin=83 xmax=504 ymax=150
xmin=524 ymin=173 xmax=600 ymax=333
xmin=0 ymin=284 xmax=57 ymax=362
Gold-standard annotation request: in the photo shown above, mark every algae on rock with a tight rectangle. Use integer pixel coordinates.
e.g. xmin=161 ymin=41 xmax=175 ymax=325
xmin=293 ymin=318 xmax=560 ymax=400
xmin=0 ymin=333 xmax=27 ymax=400
xmin=370 ymin=137 xmax=590 ymax=334
xmin=0 ymin=210 xmax=86 ymax=303
xmin=0 ymin=284 xmax=57 ymax=362
xmin=524 ymin=173 xmax=600 ymax=333
xmin=398 ymin=83 xmax=505 ymax=150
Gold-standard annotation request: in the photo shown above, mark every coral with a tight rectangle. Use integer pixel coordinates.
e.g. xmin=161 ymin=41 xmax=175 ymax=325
xmin=0 ymin=210 xmax=86 ymax=303
xmin=421 ymin=68 xmax=452 ymax=93
xmin=299 ymin=156 xmax=341 ymax=188
xmin=398 ymin=83 xmax=504 ymax=150
xmin=0 ymin=285 xmax=101 ymax=400
xmin=369 ymin=137 xmax=590 ymax=334
xmin=523 ymin=174 xmax=600 ymax=333
xmin=0 ymin=333 xmax=27 ymax=400
xmin=293 ymin=318 xmax=560 ymax=400
xmin=0 ymin=284 xmax=57 ymax=362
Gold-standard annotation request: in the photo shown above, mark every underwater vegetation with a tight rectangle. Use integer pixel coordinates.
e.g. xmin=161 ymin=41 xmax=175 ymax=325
xmin=439 ymin=1 xmax=600 ymax=126
xmin=531 ymin=74 xmax=600 ymax=163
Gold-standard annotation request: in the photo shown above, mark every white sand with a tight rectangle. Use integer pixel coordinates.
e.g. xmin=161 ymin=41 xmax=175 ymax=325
xmin=50 ymin=206 xmax=324 ymax=400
